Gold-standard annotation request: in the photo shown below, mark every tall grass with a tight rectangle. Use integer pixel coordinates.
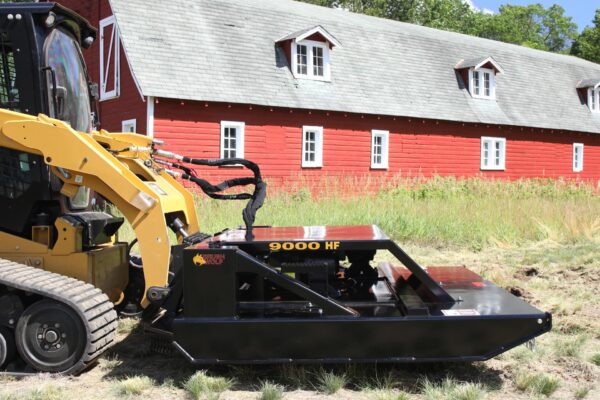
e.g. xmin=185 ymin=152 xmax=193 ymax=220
xmin=190 ymin=176 xmax=600 ymax=248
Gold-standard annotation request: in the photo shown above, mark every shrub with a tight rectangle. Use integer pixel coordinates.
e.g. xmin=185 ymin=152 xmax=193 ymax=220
xmin=421 ymin=377 xmax=487 ymax=400
xmin=515 ymin=372 xmax=559 ymax=397
xmin=316 ymin=369 xmax=346 ymax=394
xmin=257 ymin=381 xmax=284 ymax=400
xmin=184 ymin=371 xmax=234 ymax=400
xmin=114 ymin=376 xmax=154 ymax=395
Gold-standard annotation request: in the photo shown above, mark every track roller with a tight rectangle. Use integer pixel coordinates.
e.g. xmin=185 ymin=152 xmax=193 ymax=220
xmin=15 ymin=300 xmax=87 ymax=373
xmin=0 ymin=326 xmax=16 ymax=369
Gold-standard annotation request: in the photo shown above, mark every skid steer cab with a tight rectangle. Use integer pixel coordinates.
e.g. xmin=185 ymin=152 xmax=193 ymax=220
xmin=0 ymin=2 xmax=551 ymax=375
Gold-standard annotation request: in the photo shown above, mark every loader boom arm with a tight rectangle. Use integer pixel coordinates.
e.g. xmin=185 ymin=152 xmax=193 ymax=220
xmin=0 ymin=109 xmax=200 ymax=305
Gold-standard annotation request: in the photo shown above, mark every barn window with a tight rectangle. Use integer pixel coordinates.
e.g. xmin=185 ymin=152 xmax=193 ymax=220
xmin=456 ymin=57 xmax=503 ymax=100
xmin=220 ymin=121 xmax=245 ymax=159
xmin=292 ymin=41 xmax=330 ymax=81
xmin=302 ymin=126 xmax=323 ymax=168
xmin=278 ymin=26 xmax=341 ymax=82
xmin=470 ymin=68 xmax=495 ymax=99
xmin=371 ymin=130 xmax=389 ymax=169
xmin=296 ymin=44 xmax=308 ymax=75
xmin=573 ymin=143 xmax=584 ymax=172
xmin=99 ymin=16 xmax=120 ymax=100
xmin=122 ymin=119 xmax=136 ymax=133
xmin=480 ymin=137 xmax=505 ymax=170
xmin=588 ymin=88 xmax=599 ymax=113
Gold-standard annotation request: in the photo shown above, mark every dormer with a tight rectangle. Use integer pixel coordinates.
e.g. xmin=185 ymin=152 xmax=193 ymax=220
xmin=455 ymin=56 xmax=504 ymax=100
xmin=277 ymin=25 xmax=341 ymax=82
xmin=576 ymin=79 xmax=600 ymax=113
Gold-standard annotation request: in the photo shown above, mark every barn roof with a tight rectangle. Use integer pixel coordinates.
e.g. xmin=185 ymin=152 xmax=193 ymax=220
xmin=109 ymin=0 xmax=600 ymax=134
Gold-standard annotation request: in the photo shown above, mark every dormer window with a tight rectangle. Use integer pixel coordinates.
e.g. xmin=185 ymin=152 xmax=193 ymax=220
xmin=471 ymin=68 xmax=494 ymax=98
xmin=578 ymin=79 xmax=600 ymax=113
xmin=590 ymin=88 xmax=599 ymax=112
xmin=293 ymin=41 xmax=329 ymax=80
xmin=277 ymin=25 xmax=341 ymax=82
xmin=455 ymin=56 xmax=504 ymax=100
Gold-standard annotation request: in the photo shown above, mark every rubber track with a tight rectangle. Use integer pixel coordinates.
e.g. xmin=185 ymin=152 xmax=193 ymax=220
xmin=0 ymin=258 xmax=118 ymax=374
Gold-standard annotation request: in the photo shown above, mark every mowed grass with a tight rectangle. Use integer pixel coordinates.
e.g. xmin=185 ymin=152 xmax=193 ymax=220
xmin=187 ymin=175 xmax=600 ymax=249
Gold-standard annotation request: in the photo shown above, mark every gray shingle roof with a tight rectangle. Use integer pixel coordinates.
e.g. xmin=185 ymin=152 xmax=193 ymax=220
xmin=110 ymin=0 xmax=600 ymax=134
xmin=577 ymin=79 xmax=600 ymax=89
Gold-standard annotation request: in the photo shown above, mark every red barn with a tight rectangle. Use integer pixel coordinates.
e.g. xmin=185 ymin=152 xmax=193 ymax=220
xmin=59 ymin=0 xmax=600 ymax=186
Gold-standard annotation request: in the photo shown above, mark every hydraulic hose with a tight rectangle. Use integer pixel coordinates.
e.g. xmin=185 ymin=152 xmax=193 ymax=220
xmin=153 ymin=155 xmax=266 ymax=240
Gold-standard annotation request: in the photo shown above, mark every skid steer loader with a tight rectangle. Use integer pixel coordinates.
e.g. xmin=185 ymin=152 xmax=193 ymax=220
xmin=0 ymin=3 xmax=550 ymax=374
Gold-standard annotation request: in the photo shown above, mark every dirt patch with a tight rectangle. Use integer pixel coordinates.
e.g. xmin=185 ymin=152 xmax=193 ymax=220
xmin=506 ymin=286 xmax=533 ymax=301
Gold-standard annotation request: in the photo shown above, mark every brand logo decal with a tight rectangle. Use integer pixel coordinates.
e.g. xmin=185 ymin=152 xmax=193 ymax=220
xmin=193 ymin=253 xmax=225 ymax=266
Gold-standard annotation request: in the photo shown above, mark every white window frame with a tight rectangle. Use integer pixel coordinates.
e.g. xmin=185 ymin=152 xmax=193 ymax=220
xmin=480 ymin=136 xmax=506 ymax=171
xmin=371 ymin=130 xmax=389 ymax=169
xmin=220 ymin=121 xmax=245 ymax=159
xmin=99 ymin=16 xmax=120 ymax=100
xmin=121 ymin=119 xmax=136 ymax=133
xmin=469 ymin=67 xmax=496 ymax=99
xmin=291 ymin=40 xmax=331 ymax=81
xmin=302 ymin=126 xmax=323 ymax=168
xmin=588 ymin=88 xmax=599 ymax=113
xmin=573 ymin=143 xmax=584 ymax=172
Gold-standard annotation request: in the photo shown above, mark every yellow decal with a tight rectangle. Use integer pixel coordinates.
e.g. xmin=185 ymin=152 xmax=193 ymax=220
xmin=268 ymin=241 xmax=340 ymax=251
xmin=193 ymin=254 xmax=207 ymax=266
xmin=325 ymin=241 xmax=340 ymax=250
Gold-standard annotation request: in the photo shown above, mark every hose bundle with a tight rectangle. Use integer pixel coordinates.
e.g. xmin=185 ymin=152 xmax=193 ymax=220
xmin=155 ymin=154 xmax=266 ymax=240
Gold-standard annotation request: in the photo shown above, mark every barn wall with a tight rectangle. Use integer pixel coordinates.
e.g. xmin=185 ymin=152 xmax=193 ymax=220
xmin=153 ymin=99 xmax=600 ymax=188
xmin=57 ymin=0 xmax=147 ymax=134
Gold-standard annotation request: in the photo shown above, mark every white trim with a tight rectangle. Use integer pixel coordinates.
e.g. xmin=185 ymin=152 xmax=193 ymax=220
xmin=588 ymin=81 xmax=600 ymax=89
xmin=220 ymin=121 xmax=245 ymax=159
xmin=469 ymin=68 xmax=496 ymax=100
xmin=295 ymin=26 xmax=342 ymax=48
xmin=371 ymin=130 xmax=389 ymax=169
xmin=302 ymin=126 xmax=323 ymax=168
xmin=455 ymin=56 xmax=505 ymax=74
xmin=480 ymin=136 xmax=506 ymax=171
xmin=573 ymin=143 xmax=584 ymax=172
xmin=146 ymin=96 xmax=154 ymax=138
xmin=121 ymin=118 xmax=136 ymax=133
xmin=99 ymin=15 xmax=120 ymax=100
xmin=291 ymin=39 xmax=331 ymax=81
xmin=107 ymin=0 xmax=144 ymax=101
xmin=473 ymin=56 xmax=504 ymax=74
xmin=588 ymin=88 xmax=599 ymax=113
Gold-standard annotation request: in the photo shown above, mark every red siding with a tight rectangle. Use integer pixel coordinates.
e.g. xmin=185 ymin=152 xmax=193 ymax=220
xmin=56 ymin=1 xmax=600 ymax=189
xmin=58 ymin=0 xmax=147 ymax=133
xmin=153 ymin=99 xmax=600 ymax=188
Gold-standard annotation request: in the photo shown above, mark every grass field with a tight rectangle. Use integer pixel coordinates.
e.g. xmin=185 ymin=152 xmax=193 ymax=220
xmin=1 ymin=176 xmax=599 ymax=399
xmin=197 ymin=175 xmax=600 ymax=248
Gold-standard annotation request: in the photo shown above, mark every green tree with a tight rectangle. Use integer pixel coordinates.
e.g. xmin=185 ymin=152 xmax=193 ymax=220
xmin=571 ymin=9 xmax=600 ymax=63
xmin=300 ymin=0 xmax=579 ymax=55
xmin=477 ymin=4 xmax=577 ymax=52
xmin=303 ymin=0 xmax=478 ymax=34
